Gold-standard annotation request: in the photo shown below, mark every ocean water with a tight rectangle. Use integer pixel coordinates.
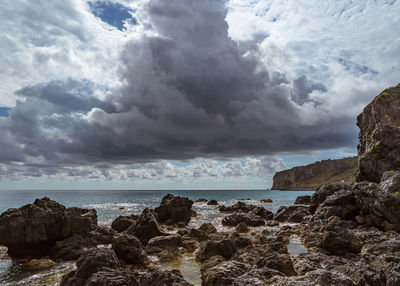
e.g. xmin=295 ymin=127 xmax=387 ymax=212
xmin=0 ymin=189 xmax=313 ymax=285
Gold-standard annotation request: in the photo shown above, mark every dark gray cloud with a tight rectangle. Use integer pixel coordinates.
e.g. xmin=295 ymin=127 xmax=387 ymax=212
xmin=0 ymin=0 xmax=357 ymax=177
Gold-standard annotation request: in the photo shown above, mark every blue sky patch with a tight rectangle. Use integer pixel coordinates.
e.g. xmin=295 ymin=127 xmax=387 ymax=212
xmin=0 ymin=107 xmax=11 ymax=117
xmin=89 ymin=1 xmax=136 ymax=31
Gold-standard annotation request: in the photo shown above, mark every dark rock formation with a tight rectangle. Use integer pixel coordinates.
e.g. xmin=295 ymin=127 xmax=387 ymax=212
xmin=222 ymin=213 xmax=265 ymax=227
xmin=356 ymin=83 xmax=400 ymax=183
xmin=219 ymin=201 xmax=273 ymax=220
xmin=154 ymin=194 xmax=194 ymax=226
xmin=294 ymin=195 xmax=311 ymax=205
xmin=0 ymin=197 xmax=97 ymax=258
xmin=272 ymin=157 xmax=357 ymax=190
xmin=112 ymin=233 xmax=149 ymax=266
xmin=199 ymin=223 xmax=217 ymax=234
xmin=126 ymin=208 xmax=166 ymax=245
xmin=196 ymin=239 xmax=236 ymax=262
xmin=145 ymin=234 xmax=182 ymax=259
xmin=207 ymin=200 xmax=218 ymax=205
xmin=111 ymin=215 xmax=138 ymax=232
xmin=274 ymin=205 xmax=310 ymax=223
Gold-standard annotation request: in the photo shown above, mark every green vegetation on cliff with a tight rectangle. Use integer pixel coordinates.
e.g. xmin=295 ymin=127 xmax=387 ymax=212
xmin=272 ymin=157 xmax=357 ymax=190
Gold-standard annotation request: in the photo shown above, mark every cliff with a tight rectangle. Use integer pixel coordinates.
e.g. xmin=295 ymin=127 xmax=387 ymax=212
xmin=356 ymin=83 xmax=400 ymax=182
xmin=271 ymin=157 xmax=357 ymax=190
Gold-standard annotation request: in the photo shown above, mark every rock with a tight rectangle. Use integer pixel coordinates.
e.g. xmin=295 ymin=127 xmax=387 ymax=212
xmin=260 ymin=198 xmax=273 ymax=203
xmin=188 ymin=228 xmax=208 ymax=241
xmin=202 ymin=261 xmax=252 ymax=286
xmin=126 ymin=208 xmax=166 ymax=245
xmin=356 ymin=84 xmax=400 ymax=183
xmin=50 ymin=226 xmax=115 ymax=261
xmin=354 ymin=179 xmax=400 ymax=232
xmin=294 ymin=195 xmax=311 ymax=205
xmin=230 ymin=232 xmax=252 ymax=249
xmin=196 ymin=198 xmax=208 ymax=203
xmin=266 ymin=220 xmax=279 ymax=227
xmin=136 ymin=269 xmax=193 ymax=286
xmin=199 ymin=223 xmax=217 ymax=234
xmin=155 ymin=194 xmax=194 ymax=226
xmin=112 ymin=233 xmax=149 ymax=266
xmin=379 ymin=170 xmax=400 ymax=193
xmin=111 ymin=215 xmax=138 ymax=232
xmin=222 ymin=213 xmax=265 ymax=227
xmin=0 ymin=197 xmax=97 ymax=258
xmin=207 ymin=200 xmax=218 ymax=205
xmin=219 ymin=201 xmax=273 ymax=220
xmin=196 ymin=239 xmax=235 ymax=262
xmin=146 ymin=234 xmax=182 ymax=257
xmin=200 ymin=255 xmax=225 ymax=273
xmin=22 ymin=258 xmax=56 ymax=271
xmin=235 ymin=222 xmax=248 ymax=233
xmin=310 ymin=182 xmax=352 ymax=213
xmin=274 ymin=205 xmax=309 ymax=223
xmin=314 ymin=189 xmax=358 ymax=220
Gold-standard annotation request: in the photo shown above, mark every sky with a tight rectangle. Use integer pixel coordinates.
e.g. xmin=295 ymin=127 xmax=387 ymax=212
xmin=0 ymin=0 xmax=399 ymax=190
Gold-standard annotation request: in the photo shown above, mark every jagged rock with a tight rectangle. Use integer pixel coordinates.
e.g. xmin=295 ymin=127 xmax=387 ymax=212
xmin=356 ymin=84 xmax=400 ymax=183
xmin=0 ymin=197 xmax=97 ymax=258
xmin=111 ymin=215 xmax=138 ymax=232
xmin=154 ymin=194 xmax=194 ymax=226
xmin=222 ymin=213 xmax=265 ymax=227
xmin=310 ymin=182 xmax=352 ymax=213
xmin=112 ymin=233 xmax=149 ymax=266
xmin=146 ymin=234 xmax=182 ymax=256
xmin=219 ymin=201 xmax=273 ymax=219
xmin=314 ymin=189 xmax=358 ymax=220
xmin=199 ymin=223 xmax=217 ymax=234
xmin=201 ymin=261 xmax=252 ymax=286
xmin=196 ymin=239 xmax=235 ymax=262
xmin=207 ymin=200 xmax=218 ymax=205
xmin=354 ymin=179 xmax=400 ymax=232
xmin=136 ymin=269 xmax=193 ymax=286
xmin=230 ymin=232 xmax=252 ymax=249
xmin=294 ymin=195 xmax=311 ymax=205
xmin=200 ymin=255 xmax=225 ymax=273
xmin=196 ymin=198 xmax=208 ymax=203
xmin=188 ymin=228 xmax=208 ymax=241
xmin=235 ymin=222 xmax=248 ymax=233
xmin=274 ymin=205 xmax=309 ymax=223
xmin=126 ymin=208 xmax=166 ymax=244
xmin=260 ymin=198 xmax=273 ymax=203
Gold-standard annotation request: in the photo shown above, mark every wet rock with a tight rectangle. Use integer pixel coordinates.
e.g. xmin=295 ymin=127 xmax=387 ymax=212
xmin=111 ymin=215 xmax=138 ymax=232
xmin=235 ymin=222 xmax=248 ymax=233
xmin=22 ymin=258 xmax=56 ymax=271
xmin=222 ymin=213 xmax=265 ymax=227
xmin=230 ymin=232 xmax=252 ymax=249
xmin=294 ymin=195 xmax=311 ymax=205
xmin=207 ymin=200 xmax=218 ymax=205
xmin=266 ymin=220 xmax=279 ymax=226
xmin=155 ymin=194 xmax=194 ymax=226
xmin=112 ymin=233 xmax=149 ymax=266
xmin=219 ymin=201 xmax=273 ymax=220
xmin=196 ymin=198 xmax=208 ymax=203
xmin=266 ymin=269 xmax=356 ymax=286
xmin=200 ymin=255 xmax=225 ymax=273
xmin=146 ymin=234 xmax=182 ymax=258
xmin=196 ymin=239 xmax=235 ymax=262
xmin=202 ymin=261 xmax=252 ymax=286
xmin=356 ymin=84 xmax=400 ymax=183
xmin=274 ymin=205 xmax=309 ymax=223
xmin=260 ymin=198 xmax=273 ymax=203
xmin=0 ymin=197 xmax=97 ymax=258
xmin=188 ymin=228 xmax=208 ymax=242
xmin=136 ymin=269 xmax=193 ymax=286
xmin=199 ymin=223 xmax=217 ymax=234
xmin=126 ymin=208 xmax=166 ymax=245
xmin=181 ymin=236 xmax=198 ymax=253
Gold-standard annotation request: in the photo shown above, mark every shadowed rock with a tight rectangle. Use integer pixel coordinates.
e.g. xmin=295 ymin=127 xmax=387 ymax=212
xmin=155 ymin=194 xmax=194 ymax=226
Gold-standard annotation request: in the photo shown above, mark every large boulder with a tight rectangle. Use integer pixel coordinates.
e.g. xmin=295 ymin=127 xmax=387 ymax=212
xmin=0 ymin=197 xmax=97 ymax=258
xmin=219 ymin=201 xmax=273 ymax=219
xmin=112 ymin=233 xmax=149 ymax=266
xmin=274 ymin=205 xmax=310 ymax=223
xmin=154 ymin=194 xmax=194 ymax=226
xmin=127 ymin=208 xmax=166 ymax=245
xmin=196 ymin=239 xmax=236 ymax=262
xmin=356 ymin=83 xmax=400 ymax=183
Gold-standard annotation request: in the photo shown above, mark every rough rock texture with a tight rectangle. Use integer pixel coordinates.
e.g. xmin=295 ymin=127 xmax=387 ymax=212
xmin=112 ymin=233 xmax=149 ymax=266
xmin=126 ymin=208 xmax=166 ymax=245
xmin=111 ymin=215 xmax=138 ymax=232
xmin=154 ymin=194 xmax=194 ymax=226
xmin=219 ymin=201 xmax=273 ymax=220
xmin=222 ymin=213 xmax=265 ymax=227
xmin=0 ymin=197 xmax=97 ymax=258
xmin=196 ymin=239 xmax=236 ymax=262
xmin=294 ymin=195 xmax=311 ymax=205
xmin=356 ymin=83 xmax=400 ymax=183
xmin=274 ymin=205 xmax=310 ymax=223
xmin=272 ymin=156 xmax=357 ymax=190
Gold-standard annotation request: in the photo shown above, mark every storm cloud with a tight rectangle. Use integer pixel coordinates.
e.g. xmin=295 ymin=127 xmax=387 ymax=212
xmin=0 ymin=0 xmax=399 ymax=183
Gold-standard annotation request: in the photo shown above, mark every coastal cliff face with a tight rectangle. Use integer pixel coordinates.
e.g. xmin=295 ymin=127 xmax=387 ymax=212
xmin=271 ymin=157 xmax=357 ymax=190
xmin=356 ymin=83 xmax=400 ymax=183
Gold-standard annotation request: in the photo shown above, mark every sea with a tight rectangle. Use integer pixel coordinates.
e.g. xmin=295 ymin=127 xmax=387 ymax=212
xmin=0 ymin=189 xmax=313 ymax=286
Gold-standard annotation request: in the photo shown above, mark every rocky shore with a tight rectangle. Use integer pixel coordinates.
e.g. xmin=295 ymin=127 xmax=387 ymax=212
xmin=0 ymin=84 xmax=399 ymax=285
